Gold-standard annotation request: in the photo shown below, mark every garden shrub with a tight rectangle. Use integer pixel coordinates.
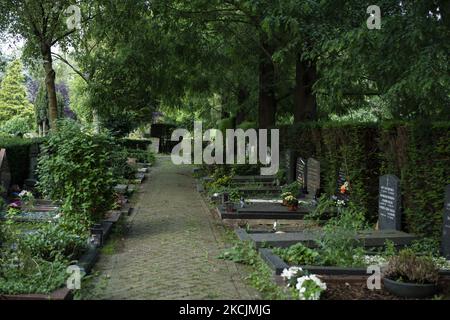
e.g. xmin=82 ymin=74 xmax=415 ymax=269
xmin=274 ymin=243 xmax=319 ymax=266
xmin=314 ymin=204 xmax=367 ymax=267
xmin=19 ymin=222 xmax=87 ymax=261
xmin=110 ymin=148 xmax=136 ymax=180
xmin=0 ymin=252 xmax=69 ymax=295
xmin=127 ymin=148 xmax=147 ymax=163
xmin=37 ymin=120 xmax=116 ymax=230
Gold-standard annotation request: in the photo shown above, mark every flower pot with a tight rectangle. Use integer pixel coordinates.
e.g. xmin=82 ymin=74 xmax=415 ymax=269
xmin=383 ymin=277 xmax=438 ymax=299
xmin=282 ymin=199 xmax=287 ymax=206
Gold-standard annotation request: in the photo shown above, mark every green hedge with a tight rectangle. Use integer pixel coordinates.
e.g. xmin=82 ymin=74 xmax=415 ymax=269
xmin=279 ymin=121 xmax=450 ymax=240
xmin=0 ymin=136 xmax=45 ymax=187
xmin=120 ymin=138 xmax=152 ymax=151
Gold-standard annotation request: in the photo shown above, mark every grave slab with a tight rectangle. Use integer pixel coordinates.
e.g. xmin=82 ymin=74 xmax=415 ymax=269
xmin=217 ymin=202 xmax=319 ymax=220
xmin=114 ymin=184 xmax=128 ymax=194
xmin=238 ymin=228 xmax=417 ymax=249
xmin=259 ymin=248 xmax=450 ymax=277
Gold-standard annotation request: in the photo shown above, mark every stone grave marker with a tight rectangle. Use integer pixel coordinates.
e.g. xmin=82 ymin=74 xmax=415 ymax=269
xmin=28 ymin=143 xmax=39 ymax=180
xmin=378 ymin=174 xmax=401 ymax=231
xmin=0 ymin=149 xmax=11 ymax=195
xmin=284 ymin=149 xmax=296 ymax=184
xmin=296 ymin=157 xmax=306 ymax=189
xmin=24 ymin=143 xmax=40 ymax=189
xmin=442 ymin=185 xmax=450 ymax=259
xmin=306 ymin=158 xmax=320 ymax=199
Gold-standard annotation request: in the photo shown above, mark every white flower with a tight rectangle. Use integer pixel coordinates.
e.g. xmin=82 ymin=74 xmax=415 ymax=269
xmin=358 ymin=255 xmax=387 ymax=266
xmin=19 ymin=190 xmax=28 ymax=197
xmin=296 ymin=275 xmax=327 ymax=300
xmin=281 ymin=267 xmax=303 ymax=281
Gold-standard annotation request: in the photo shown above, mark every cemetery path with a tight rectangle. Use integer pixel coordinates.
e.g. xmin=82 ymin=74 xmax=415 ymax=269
xmin=85 ymin=156 xmax=259 ymax=300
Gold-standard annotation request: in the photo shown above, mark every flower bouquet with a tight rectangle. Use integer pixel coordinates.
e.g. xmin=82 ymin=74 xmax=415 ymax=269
xmin=19 ymin=190 xmax=35 ymax=209
xmin=281 ymin=192 xmax=293 ymax=206
xmin=284 ymin=195 xmax=299 ymax=212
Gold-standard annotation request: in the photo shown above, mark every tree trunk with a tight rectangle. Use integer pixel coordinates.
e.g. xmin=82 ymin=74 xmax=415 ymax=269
xmin=92 ymin=109 xmax=100 ymax=133
xmin=41 ymin=44 xmax=58 ymax=129
xmin=235 ymin=87 xmax=249 ymax=126
xmin=294 ymin=57 xmax=318 ymax=123
xmin=258 ymin=42 xmax=277 ymax=129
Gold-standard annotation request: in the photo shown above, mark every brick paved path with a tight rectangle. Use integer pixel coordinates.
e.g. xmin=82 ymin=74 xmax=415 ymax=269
xmin=86 ymin=156 xmax=258 ymax=300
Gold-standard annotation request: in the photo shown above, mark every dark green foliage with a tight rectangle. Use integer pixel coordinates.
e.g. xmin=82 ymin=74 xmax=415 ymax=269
xmin=19 ymin=222 xmax=87 ymax=261
xmin=281 ymin=182 xmax=301 ymax=197
xmin=274 ymin=243 xmax=319 ymax=266
xmin=379 ymin=122 xmax=450 ymax=240
xmin=120 ymin=139 xmax=153 ymax=151
xmin=37 ymin=121 xmax=116 ymax=229
xmin=126 ymin=149 xmax=148 ymax=163
xmin=280 ymin=121 xmax=450 ymax=239
xmin=218 ymin=241 xmax=259 ymax=265
xmin=0 ymin=254 xmax=69 ymax=295
xmin=110 ymin=148 xmax=136 ymax=180
xmin=0 ymin=136 xmax=44 ymax=186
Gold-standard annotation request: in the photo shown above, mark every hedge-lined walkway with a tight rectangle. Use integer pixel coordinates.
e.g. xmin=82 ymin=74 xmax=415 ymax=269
xmin=84 ymin=156 xmax=258 ymax=300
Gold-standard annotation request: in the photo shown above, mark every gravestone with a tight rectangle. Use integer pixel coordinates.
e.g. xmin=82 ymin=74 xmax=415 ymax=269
xmin=296 ymin=157 xmax=306 ymax=189
xmin=284 ymin=149 xmax=296 ymax=184
xmin=24 ymin=143 xmax=40 ymax=189
xmin=442 ymin=185 xmax=450 ymax=259
xmin=378 ymin=175 xmax=401 ymax=231
xmin=306 ymin=158 xmax=320 ymax=199
xmin=0 ymin=149 xmax=11 ymax=195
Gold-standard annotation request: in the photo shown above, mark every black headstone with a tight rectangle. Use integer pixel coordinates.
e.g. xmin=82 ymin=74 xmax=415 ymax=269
xmin=285 ymin=150 xmax=296 ymax=184
xmin=378 ymin=174 xmax=401 ymax=231
xmin=296 ymin=157 xmax=306 ymax=189
xmin=442 ymin=185 xmax=450 ymax=259
xmin=306 ymin=158 xmax=320 ymax=199
xmin=28 ymin=143 xmax=40 ymax=180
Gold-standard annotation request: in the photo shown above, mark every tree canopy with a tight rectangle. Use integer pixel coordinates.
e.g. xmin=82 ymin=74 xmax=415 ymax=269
xmin=0 ymin=0 xmax=448 ymax=134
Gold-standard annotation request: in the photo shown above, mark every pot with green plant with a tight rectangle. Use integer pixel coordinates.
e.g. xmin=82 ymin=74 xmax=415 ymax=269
xmin=383 ymin=250 xmax=439 ymax=298
xmin=285 ymin=195 xmax=299 ymax=212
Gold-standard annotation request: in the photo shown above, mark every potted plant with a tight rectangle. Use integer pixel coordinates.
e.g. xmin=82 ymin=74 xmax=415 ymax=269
xmin=383 ymin=250 xmax=439 ymax=298
xmin=281 ymin=192 xmax=293 ymax=206
xmin=285 ymin=195 xmax=299 ymax=212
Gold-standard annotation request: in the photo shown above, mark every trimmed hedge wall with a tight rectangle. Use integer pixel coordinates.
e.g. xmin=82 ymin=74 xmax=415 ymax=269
xmin=279 ymin=121 xmax=450 ymax=240
xmin=120 ymin=138 xmax=153 ymax=151
xmin=0 ymin=136 xmax=45 ymax=187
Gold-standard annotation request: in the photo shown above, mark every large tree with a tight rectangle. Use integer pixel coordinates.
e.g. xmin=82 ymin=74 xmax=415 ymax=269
xmin=0 ymin=0 xmax=91 ymax=129
xmin=0 ymin=59 xmax=33 ymax=123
